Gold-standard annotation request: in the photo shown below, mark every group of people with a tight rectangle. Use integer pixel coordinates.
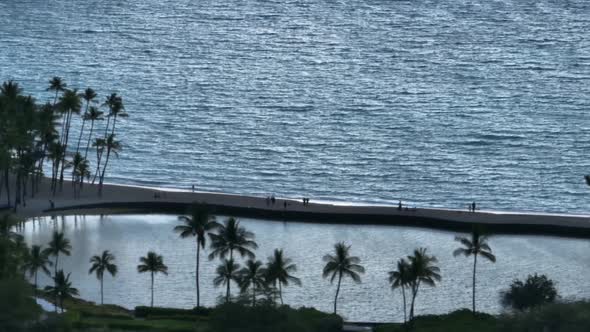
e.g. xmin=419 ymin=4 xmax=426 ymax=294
xmin=302 ymin=197 xmax=310 ymax=206
xmin=468 ymin=201 xmax=477 ymax=212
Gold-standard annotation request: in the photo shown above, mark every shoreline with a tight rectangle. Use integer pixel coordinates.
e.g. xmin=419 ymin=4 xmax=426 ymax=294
xmin=5 ymin=177 xmax=590 ymax=238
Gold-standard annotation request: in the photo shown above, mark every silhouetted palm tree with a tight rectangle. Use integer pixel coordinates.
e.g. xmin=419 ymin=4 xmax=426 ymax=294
xmin=322 ymin=242 xmax=365 ymax=314
xmin=44 ymin=270 xmax=79 ymax=313
xmin=208 ymin=217 xmax=258 ymax=261
xmin=57 ymin=89 xmax=82 ymax=190
xmin=453 ymin=231 xmax=496 ymax=314
xmin=43 ymin=231 xmax=72 ymax=275
xmin=89 ymin=250 xmax=118 ymax=305
xmin=388 ymin=258 xmax=411 ymax=323
xmin=47 ymin=77 xmax=67 ymax=106
xmin=137 ymin=251 xmax=168 ymax=307
xmin=23 ymin=245 xmax=53 ymax=294
xmin=265 ymin=249 xmax=301 ymax=305
xmin=214 ymin=258 xmax=241 ymax=303
xmin=238 ymin=259 xmax=266 ymax=306
xmin=98 ymin=134 xmax=122 ymax=196
xmin=83 ymin=106 xmax=103 ymax=160
xmin=174 ymin=204 xmax=219 ymax=308
xmin=75 ymin=87 xmax=97 ymax=154
xmin=407 ymin=248 xmax=441 ymax=321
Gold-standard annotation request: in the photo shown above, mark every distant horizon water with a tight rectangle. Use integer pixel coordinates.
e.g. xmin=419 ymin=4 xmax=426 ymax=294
xmin=1 ymin=0 xmax=589 ymax=214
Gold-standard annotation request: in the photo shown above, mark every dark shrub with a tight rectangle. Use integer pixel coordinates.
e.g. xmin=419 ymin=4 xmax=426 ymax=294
xmin=135 ymin=306 xmax=211 ymax=318
xmin=499 ymin=301 xmax=590 ymax=332
xmin=501 ymin=274 xmax=558 ymax=311
xmin=210 ymin=303 xmax=341 ymax=332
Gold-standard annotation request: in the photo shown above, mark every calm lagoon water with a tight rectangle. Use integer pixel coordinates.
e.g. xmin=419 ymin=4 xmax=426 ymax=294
xmin=20 ymin=214 xmax=590 ymax=322
xmin=1 ymin=0 xmax=590 ymax=213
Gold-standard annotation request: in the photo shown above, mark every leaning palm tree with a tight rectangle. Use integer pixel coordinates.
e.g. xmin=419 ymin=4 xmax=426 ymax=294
xmin=174 ymin=204 xmax=219 ymax=308
xmin=75 ymin=87 xmax=97 ymax=154
xmin=238 ymin=259 xmax=266 ymax=306
xmin=208 ymin=217 xmax=258 ymax=261
xmin=89 ymin=250 xmax=118 ymax=305
xmin=47 ymin=76 xmax=67 ymax=106
xmin=388 ymin=258 xmax=411 ymax=324
xmin=43 ymin=231 xmax=72 ymax=275
xmin=44 ymin=270 xmax=79 ymax=313
xmin=322 ymin=242 xmax=365 ymax=314
xmin=98 ymin=134 xmax=122 ymax=196
xmin=265 ymin=249 xmax=301 ymax=305
xmin=407 ymin=248 xmax=441 ymax=321
xmin=137 ymin=251 xmax=168 ymax=307
xmin=23 ymin=245 xmax=53 ymax=294
xmin=83 ymin=106 xmax=103 ymax=160
xmin=213 ymin=258 xmax=241 ymax=303
xmin=453 ymin=231 xmax=496 ymax=314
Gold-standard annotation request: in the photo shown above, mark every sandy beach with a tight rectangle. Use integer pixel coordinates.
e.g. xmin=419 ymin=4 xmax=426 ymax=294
xmin=1 ymin=176 xmax=588 ymax=237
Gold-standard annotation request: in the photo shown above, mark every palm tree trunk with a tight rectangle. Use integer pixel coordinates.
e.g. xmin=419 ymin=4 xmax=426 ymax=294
xmin=279 ymin=282 xmax=283 ymax=305
xmin=76 ymin=103 xmax=89 ymax=154
xmin=101 ymin=276 xmax=104 ymax=305
xmin=84 ymin=120 xmax=94 ymax=160
xmin=472 ymin=254 xmax=477 ymax=314
xmin=334 ymin=272 xmax=342 ymax=314
xmin=226 ymin=279 xmax=230 ymax=303
xmin=3 ymin=169 xmax=9 ymax=205
xmin=54 ymin=254 xmax=59 ymax=276
xmin=34 ymin=271 xmax=38 ymax=296
xmin=252 ymin=287 xmax=256 ymax=307
xmin=59 ymin=110 xmax=73 ymax=190
xmin=401 ymin=285 xmax=407 ymax=324
xmin=98 ymin=145 xmax=112 ymax=196
xmin=196 ymin=243 xmax=200 ymax=308
xmin=151 ymin=272 xmax=154 ymax=307
xmin=409 ymin=281 xmax=420 ymax=321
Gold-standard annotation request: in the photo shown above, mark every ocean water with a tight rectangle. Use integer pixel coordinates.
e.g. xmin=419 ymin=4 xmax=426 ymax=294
xmin=1 ymin=0 xmax=590 ymax=212
xmin=20 ymin=215 xmax=590 ymax=322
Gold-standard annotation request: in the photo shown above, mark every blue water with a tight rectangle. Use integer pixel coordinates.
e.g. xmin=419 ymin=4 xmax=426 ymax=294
xmin=1 ymin=0 xmax=589 ymax=213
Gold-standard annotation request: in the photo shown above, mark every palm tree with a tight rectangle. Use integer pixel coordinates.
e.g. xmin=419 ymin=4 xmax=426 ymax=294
xmin=453 ymin=231 xmax=496 ymax=314
xmin=137 ymin=251 xmax=168 ymax=307
xmin=23 ymin=245 xmax=53 ymax=293
xmin=43 ymin=231 xmax=72 ymax=275
xmin=46 ymin=77 xmax=67 ymax=106
xmin=213 ymin=258 xmax=241 ymax=303
xmin=44 ymin=270 xmax=79 ymax=313
xmin=208 ymin=217 xmax=258 ymax=261
xmin=83 ymin=106 xmax=103 ymax=160
xmin=75 ymin=87 xmax=97 ymax=154
xmin=57 ymin=89 xmax=82 ymax=190
xmin=98 ymin=134 xmax=122 ymax=196
xmin=89 ymin=250 xmax=118 ymax=305
xmin=265 ymin=249 xmax=301 ymax=305
xmin=92 ymin=138 xmax=106 ymax=184
xmin=174 ymin=204 xmax=219 ymax=307
xmin=407 ymin=248 xmax=441 ymax=321
xmin=388 ymin=258 xmax=411 ymax=324
xmin=322 ymin=242 xmax=365 ymax=314
xmin=238 ymin=259 xmax=266 ymax=306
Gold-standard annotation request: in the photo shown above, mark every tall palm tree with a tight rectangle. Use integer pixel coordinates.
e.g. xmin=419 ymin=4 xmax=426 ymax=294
xmin=137 ymin=251 xmax=168 ymax=307
xmin=265 ymin=249 xmax=301 ymax=305
xmin=57 ymin=89 xmax=82 ymax=190
xmin=98 ymin=134 xmax=121 ymax=196
xmin=407 ymin=248 xmax=441 ymax=321
xmin=43 ymin=231 xmax=72 ymax=275
xmin=44 ymin=270 xmax=79 ymax=313
xmin=208 ymin=217 xmax=258 ymax=261
xmin=107 ymin=95 xmax=127 ymax=137
xmin=213 ymin=258 xmax=241 ymax=303
xmin=322 ymin=242 xmax=365 ymax=314
xmin=453 ymin=231 xmax=496 ymax=314
xmin=174 ymin=204 xmax=219 ymax=308
xmin=75 ymin=87 xmax=97 ymax=154
xmin=46 ymin=77 xmax=67 ymax=106
xmin=23 ymin=245 xmax=53 ymax=293
xmin=89 ymin=250 xmax=118 ymax=305
xmin=388 ymin=258 xmax=411 ymax=324
xmin=92 ymin=138 xmax=106 ymax=184
xmin=238 ymin=259 xmax=266 ymax=306
xmin=83 ymin=106 xmax=103 ymax=160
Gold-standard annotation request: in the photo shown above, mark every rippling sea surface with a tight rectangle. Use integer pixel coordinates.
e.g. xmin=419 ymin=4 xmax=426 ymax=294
xmin=20 ymin=215 xmax=590 ymax=322
xmin=1 ymin=0 xmax=590 ymax=212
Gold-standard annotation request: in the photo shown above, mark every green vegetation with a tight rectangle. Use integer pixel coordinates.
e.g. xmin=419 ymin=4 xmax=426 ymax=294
xmin=375 ymin=309 xmax=498 ymax=332
xmin=265 ymin=248 xmax=301 ymax=305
